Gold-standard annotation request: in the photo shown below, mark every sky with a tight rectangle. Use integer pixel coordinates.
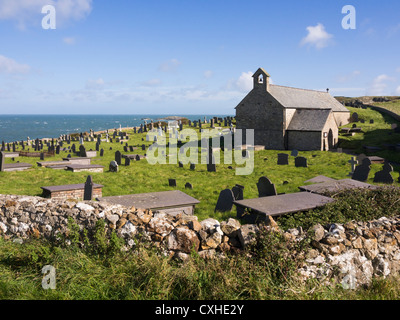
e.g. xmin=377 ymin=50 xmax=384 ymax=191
xmin=0 ymin=0 xmax=399 ymax=115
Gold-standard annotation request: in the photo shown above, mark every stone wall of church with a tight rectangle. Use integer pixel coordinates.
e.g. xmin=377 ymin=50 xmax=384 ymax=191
xmin=287 ymin=131 xmax=322 ymax=151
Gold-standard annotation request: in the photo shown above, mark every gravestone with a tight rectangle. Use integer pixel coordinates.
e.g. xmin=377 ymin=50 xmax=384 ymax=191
xmin=125 ymin=157 xmax=131 ymax=166
xmin=185 ymin=182 xmax=193 ymax=190
xmin=135 ymin=155 xmax=141 ymax=161
xmin=232 ymin=184 xmax=244 ymax=201
xmin=115 ymin=151 xmax=122 ymax=165
xmin=348 ymin=157 xmax=359 ymax=176
xmin=256 ymin=176 xmax=277 ymax=198
xmin=83 ymin=175 xmax=94 ymax=201
xmin=207 ymin=147 xmax=216 ymax=172
xmin=40 ymin=152 xmax=45 ymax=161
xmin=352 ymin=158 xmax=372 ymax=182
xmin=373 ymin=163 xmax=394 ymax=184
xmin=100 ymin=149 xmax=104 ymax=157
xmin=214 ymin=189 xmax=235 ymax=213
xmin=56 ymin=145 xmax=60 ymax=155
xmin=0 ymin=151 xmax=4 ymax=172
xmin=179 ymin=161 xmax=183 ymax=168
xmin=142 ymin=144 xmax=146 ymax=151
xmin=295 ymin=156 xmax=308 ymax=168
xmin=190 ymin=163 xmax=196 ymax=170
xmin=351 ymin=113 xmax=359 ymax=123
xmin=291 ymin=150 xmax=299 ymax=157
xmin=277 ymin=153 xmax=289 ymax=165
xmin=168 ymin=179 xmax=176 ymax=187
xmin=79 ymin=145 xmax=87 ymax=157
xmin=109 ymin=161 xmax=119 ymax=172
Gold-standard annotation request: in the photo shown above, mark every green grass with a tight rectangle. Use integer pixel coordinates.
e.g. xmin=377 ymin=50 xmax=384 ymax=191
xmin=374 ymin=99 xmax=400 ymax=115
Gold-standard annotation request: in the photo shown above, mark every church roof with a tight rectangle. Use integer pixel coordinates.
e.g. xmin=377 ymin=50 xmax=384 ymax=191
xmin=269 ymin=85 xmax=349 ymax=113
xmin=287 ymin=109 xmax=332 ymax=131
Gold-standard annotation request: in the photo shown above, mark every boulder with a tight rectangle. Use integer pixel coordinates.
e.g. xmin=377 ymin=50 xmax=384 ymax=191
xmin=167 ymin=227 xmax=200 ymax=253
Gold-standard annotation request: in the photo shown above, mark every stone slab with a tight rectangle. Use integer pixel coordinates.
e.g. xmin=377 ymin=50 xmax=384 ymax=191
xmin=62 ymin=157 xmax=92 ymax=165
xmin=65 ymin=164 xmax=104 ymax=173
xmin=41 ymin=183 xmax=104 ymax=193
xmin=99 ymin=190 xmax=200 ymax=215
xmin=3 ymin=152 xmax=20 ymax=158
xmin=304 ymin=175 xmax=337 ymax=184
xmin=3 ymin=163 xmax=32 ymax=172
xmin=299 ymin=179 xmax=377 ymax=195
xmin=233 ymin=192 xmax=334 ymax=218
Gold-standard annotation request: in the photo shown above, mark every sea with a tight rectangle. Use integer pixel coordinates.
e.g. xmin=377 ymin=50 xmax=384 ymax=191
xmin=0 ymin=114 xmax=233 ymax=143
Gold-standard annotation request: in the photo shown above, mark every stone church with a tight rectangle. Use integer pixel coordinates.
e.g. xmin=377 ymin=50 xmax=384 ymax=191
xmin=235 ymin=68 xmax=350 ymax=151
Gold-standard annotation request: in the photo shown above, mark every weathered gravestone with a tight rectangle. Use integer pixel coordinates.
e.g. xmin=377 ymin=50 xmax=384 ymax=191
xmin=109 ymin=160 xmax=118 ymax=172
xmin=373 ymin=163 xmax=394 ymax=184
xmin=277 ymin=153 xmax=289 ymax=165
xmin=352 ymin=158 xmax=371 ymax=182
xmin=83 ymin=175 xmax=94 ymax=201
xmin=348 ymin=157 xmax=359 ymax=176
xmin=291 ymin=149 xmax=299 ymax=157
xmin=125 ymin=157 xmax=131 ymax=166
xmin=256 ymin=176 xmax=277 ymax=198
xmin=351 ymin=112 xmax=359 ymax=123
xmin=185 ymin=182 xmax=193 ymax=189
xmin=0 ymin=151 xmax=4 ymax=172
xmin=295 ymin=156 xmax=308 ymax=168
xmin=115 ymin=151 xmax=122 ymax=165
xmin=214 ymin=189 xmax=235 ymax=213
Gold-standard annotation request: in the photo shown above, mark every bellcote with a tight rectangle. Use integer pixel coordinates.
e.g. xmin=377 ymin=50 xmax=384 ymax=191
xmin=253 ymin=68 xmax=270 ymax=91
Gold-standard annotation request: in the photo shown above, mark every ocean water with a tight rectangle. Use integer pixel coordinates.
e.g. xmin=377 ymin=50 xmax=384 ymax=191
xmin=0 ymin=114 xmax=233 ymax=143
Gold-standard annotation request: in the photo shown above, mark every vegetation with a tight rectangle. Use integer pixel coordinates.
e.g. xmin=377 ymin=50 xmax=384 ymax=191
xmin=1 ymin=101 xmax=400 ymax=300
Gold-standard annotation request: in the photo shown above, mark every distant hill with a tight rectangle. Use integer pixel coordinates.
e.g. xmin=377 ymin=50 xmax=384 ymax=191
xmin=335 ymin=96 xmax=400 ymax=105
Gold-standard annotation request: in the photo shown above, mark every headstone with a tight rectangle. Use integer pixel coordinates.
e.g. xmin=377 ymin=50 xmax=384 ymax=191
xmin=348 ymin=157 xmax=359 ymax=175
xmin=295 ymin=156 xmax=308 ymax=168
xmin=83 ymin=175 xmax=93 ymax=201
xmin=214 ymin=189 xmax=235 ymax=213
xmin=115 ymin=151 xmax=122 ymax=165
xmin=351 ymin=113 xmax=359 ymax=123
xmin=135 ymin=155 xmax=141 ymax=161
xmin=142 ymin=144 xmax=146 ymax=151
xmin=352 ymin=158 xmax=372 ymax=182
xmin=40 ymin=152 xmax=45 ymax=161
xmin=185 ymin=182 xmax=193 ymax=190
xmin=125 ymin=157 xmax=131 ymax=166
xmin=168 ymin=179 xmax=176 ymax=187
xmin=109 ymin=161 xmax=119 ymax=172
xmin=100 ymin=149 xmax=104 ymax=157
xmin=190 ymin=163 xmax=196 ymax=170
xmin=373 ymin=163 xmax=394 ymax=184
xmin=291 ymin=150 xmax=299 ymax=157
xmin=79 ymin=145 xmax=87 ymax=157
xmin=256 ymin=176 xmax=277 ymax=198
xmin=232 ymin=184 xmax=244 ymax=201
xmin=207 ymin=147 xmax=216 ymax=172
xmin=179 ymin=161 xmax=183 ymax=168
xmin=277 ymin=153 xmax=289 ymax=165
xmin=0 ymin=151 xmax=4 ymax=172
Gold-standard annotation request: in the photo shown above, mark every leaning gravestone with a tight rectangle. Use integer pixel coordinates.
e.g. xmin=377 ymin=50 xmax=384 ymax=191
xmin=256 ymin=176 xmax=277 ymax=198
xmin=109 ymin=161 xmax=119 ymax=172
xmin=83 ymin=175 xmax=93 ymax=201
xmin=0 ymin=151 xmax=4 ymax=172
xmin=373 ymin=163 xmax=394 ymax=184
xmin=277 ymin=153 xmax=289 ymax=165
xmin=352 ymin=158 xmax=371 ymax=182
xmin=214 ymin=189 xmax=235 ymax=213
xmin=295 ymin=156 xmax=308 ymax=168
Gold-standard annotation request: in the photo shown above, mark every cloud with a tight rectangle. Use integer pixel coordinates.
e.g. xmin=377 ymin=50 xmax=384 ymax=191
xmin=140 ymin=78 xmax=162 ymax=87
xmin=367 ymin=74 xmax=396 ymax=96
xmin=158 ymin=59 xmax=181 ymax=72
xmin=301 ymin=23 xmax=334 ymax=49
xmin=85 ymin=78 xmax=105 ymax=90
xmin=203 ymin=70 xmax=213 ymax=79
xmin=0 ymin=0 xmax=93 ymax=29
xmin=235 ymin=71 xmax=253 ymax=92
xmin=63 ymin=37 xmax=76 ymax=45
xmin=0 ymin=55 xmax=31 ymax=74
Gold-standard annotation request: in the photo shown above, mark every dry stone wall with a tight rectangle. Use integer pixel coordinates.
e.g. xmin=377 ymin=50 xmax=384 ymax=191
xmin=1 ymin=194 xmax=400 ymax=288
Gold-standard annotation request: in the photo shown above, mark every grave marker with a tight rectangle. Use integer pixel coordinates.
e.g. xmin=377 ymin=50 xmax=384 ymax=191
xmin=295 ymin=156 xmax=308 ymax=168
xmin=277 ymin=153 xmax=289 ymax=165
xmin=348 ymin=157 xmax=359 ymax=176
xmin=0 ymin=151 xmax=4 ymax=172
xmin=83 ymin=175 xmax=94 ymax=201
xmin=115 ymin=151 xmax=122 ymax=165
xmin=169 ymin=179 xmax=177 ymax=187
xmin=185 ymin=182 xmax=193 ymax=189
xmin=373 ymin=163 xmax=394 ymax=184
xmin=214 ymin=189 xmax=235 ymax=213
xmin=256 ymin=176 xmax=277 ymax=198
xmin=109 ymin=161 xmax=118 ymax=172
xmin=352 ymin=158 xmax=371 ymax=182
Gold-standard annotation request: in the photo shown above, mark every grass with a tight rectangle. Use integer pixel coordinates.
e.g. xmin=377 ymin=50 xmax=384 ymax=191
xmin=374 ymin=98 xmax=400 ymax=115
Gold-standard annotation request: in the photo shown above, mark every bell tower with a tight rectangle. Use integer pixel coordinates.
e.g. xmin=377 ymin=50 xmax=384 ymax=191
xmin=252 ymin=68 xmax=270 ymax=91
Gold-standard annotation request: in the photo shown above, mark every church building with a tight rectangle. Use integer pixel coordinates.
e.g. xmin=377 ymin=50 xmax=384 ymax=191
xmin=235 ymin=68 xmax=350 ymax=151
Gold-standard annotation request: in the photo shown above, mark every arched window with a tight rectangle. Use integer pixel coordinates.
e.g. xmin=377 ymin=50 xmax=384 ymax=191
xmin=258 ymin=74 xmax=264 ymax=84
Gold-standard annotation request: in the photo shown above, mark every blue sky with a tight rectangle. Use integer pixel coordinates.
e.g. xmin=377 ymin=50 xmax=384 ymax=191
xmin=0 ymin=0 xmax=399 ymax=114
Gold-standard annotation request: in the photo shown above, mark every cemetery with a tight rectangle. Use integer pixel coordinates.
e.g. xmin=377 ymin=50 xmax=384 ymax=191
xmin=1 ymin=102 xmax=400 ymax=297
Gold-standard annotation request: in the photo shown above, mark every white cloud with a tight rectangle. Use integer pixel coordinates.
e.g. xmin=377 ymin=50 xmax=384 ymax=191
xmin=140 ymin=78 xmax=162 ymax=87
xmin=367 ymin=74 xmax=396 ymax=96
xmin=301 ymin=23 xmax=334 ymax=49
xmin=85 ymin=78 xmax=105 ymax=90
xmin=158 ymin=59 xmax=181 ymax=72
xmin=204 ymin=70 xmax=213 ymax=79
xmin=63 ymin=37 xmax=76 ymax=45
xmin=0 ymin=55 xmax=31 ymax=74
xmin=235 ymin=71 xmax=253 ymax=92
xmin=0 ymin=0 xmax=93 ymax=29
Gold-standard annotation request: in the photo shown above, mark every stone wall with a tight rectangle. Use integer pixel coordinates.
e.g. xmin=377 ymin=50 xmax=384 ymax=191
xmin=1 ymin=194 xmax=400 ymax=288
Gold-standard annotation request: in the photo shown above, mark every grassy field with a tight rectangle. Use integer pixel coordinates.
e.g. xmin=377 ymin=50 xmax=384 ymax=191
xmin=1 ymin=115 xmax=400 ymax=221
xmin=2 ymin=105 xmax=400 ymax=301
xmin=374 ymin=98 xmax=400 ymax=115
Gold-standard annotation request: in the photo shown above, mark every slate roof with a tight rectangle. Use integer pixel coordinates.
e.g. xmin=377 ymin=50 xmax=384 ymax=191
xmin=269 ymin=85 xmax=349 ymax=113
xmin=287 ymin=109 xmax=332 ymax=131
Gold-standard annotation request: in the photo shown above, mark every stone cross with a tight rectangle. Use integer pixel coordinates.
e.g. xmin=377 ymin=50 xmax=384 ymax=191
xmin=348 ymin=157 xmax=359 ymax=175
